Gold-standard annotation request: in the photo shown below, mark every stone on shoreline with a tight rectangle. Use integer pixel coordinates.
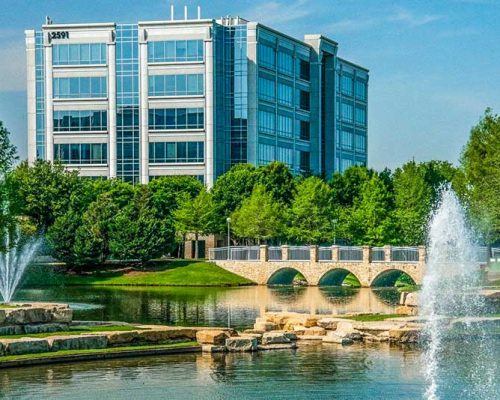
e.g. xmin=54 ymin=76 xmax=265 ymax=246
xmin=261 ymin=332 xmax=291 ymax=345
xmin=196 ymin=330 xmax=230 ymax=345
xmin=253 ymin=322 xmax=278 ymax=332
xmin=303 ymin=326 xmax=326 ymax=336
xmin=24 ymin=323 xmax=69 ymax=334
xmin=106 ymin=330 xmax=140 ymax=346
xmin=335 ymin=321 xmax=363 ymax=341
xmin=258 ymin=343 xmax=297 ymax=350
xmin=322 ymin=332 xmax=353 ymax=345
xmin=0 ymin=325 xmax=24 ymax=336
xmin=202 ymin=344 xmax=227 ymax=353
xmin=225 ymin=337 xmax=258 ymax=352
xmin=317 ymin=318 xmax=346 ymax=330
xmin=1 ymin=338 xmax=50 ymax=355
xmin=388 ymin=327 xmax=420 ymax=343
xmin=137 ymin=327 xmax=197 ymax=344
xmin=48 ymin=335 xmax=108 ymax=352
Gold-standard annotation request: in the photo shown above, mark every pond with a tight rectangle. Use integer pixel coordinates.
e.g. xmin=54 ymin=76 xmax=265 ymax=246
xmin=14 ymin=286 xmax=401 ymax=328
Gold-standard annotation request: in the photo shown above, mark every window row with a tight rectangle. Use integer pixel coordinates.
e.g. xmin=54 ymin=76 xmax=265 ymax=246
xmin=148 ymin=74 xmax=204 ymax=96
xmin=258 ymin=43 xmax=310 ymax=81
xmin=149 ymin=141 xmax=204 ymax=163
xmin=54 ymin=143 xmax=107 ymax=164
xmin=339 ymin=74 xmax=367 ymax=101
xmin=147 ymin=40 xmax=204 ymax=63
xmin=258 ymin=76 xmax=275 ymax=102
xmin=148 ymin=108 xmax=204 ymax=130
xmin=338 ymin=130 xmax=367 ymax=152
xmin=53 ymin=43 xmax=107 ymax=66
xmin=53 ymin=77 xmax=107 ymax=99
xmin=258 ymin=110 xmax=310 ymax=140
xmin=258 ymin=143 xmax=310 ymax=171
xmin=53 ymin=110 xmax=107 ymax=132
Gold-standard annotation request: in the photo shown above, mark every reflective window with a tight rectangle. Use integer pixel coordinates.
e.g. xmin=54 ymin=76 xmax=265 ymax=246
xmin=53 ymin=43 xmax=107 ymax=65
xmin=355 ymin=134 xmax=366 ymax=152
xmin=342 ymin=129 xmax=354 ymax=150
xmin=341 ymin=158 xmax=353 ymax=172
xmin=341 ymin=75 xmax=353 ymax=96
xmin=298 ymin=59 xmax=310 ymax=81
xmin=277 ymin=146 xmax=293 ymax=167
xmin=54 ymin=143 xmax=107 ymax=164
xmin=277 ymin=114 xmax=293 ymax=138
xmin=258 ymin=110 xmax=275 ymax=134
xmin=149 ymin=141 xmax=204 ymax=163
xmin=298 ymin=150 xmax=310 ymax=172
xmin=258 ymin=44 xmax=275 ymax=69
xmin=277 ymin=82 xmax=293 ymax=107
xmin=148 ymin=74 xmax=204 ymax=96
xmin=53 ymin=110 xmax=107 ymax=132
xmin=355 ymin=80 xmax=367 ymax=100
xmin=355 ymin=106 xmax=366 ymax=126
xmin=299 ymin=120 xmax=310 ymax=141
xmin=147 ymin=40 xmax=204 ymax=63
xmin=298 ymin=89 xmax=310 ymax=111
xmin=341 ymin=102 xmax=354 ymax=123
xmin=258 ymin=143 xmax=275 ymax=165
xmin=277 ymin=51 xmax=293 ymax=75
xmin=53 ymin=77 xmax=107 ymax=99
xmin=258 ymin=76 xmax=275 ymax=102
xmin=148 ymin=108 xmax=204 ymax=130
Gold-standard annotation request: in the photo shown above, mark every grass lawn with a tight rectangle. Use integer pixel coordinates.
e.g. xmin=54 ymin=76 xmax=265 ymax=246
xmin=0 ymin=325 xmax=146 ymax=339
xmin=0 ymin=341 xmax=198 ymax=363
xmin=339 ymin=313 xmax=407 ymax=322
xmin=24 ymin=260 xmax=255 ymax=287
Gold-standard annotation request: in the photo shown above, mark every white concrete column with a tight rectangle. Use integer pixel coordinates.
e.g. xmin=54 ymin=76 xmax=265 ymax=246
xmin=139 ymin=31 xmax=149 ymax=184
xmin=108 ymin=41 xmax=117 ymax=178
xmin=44 ymin=43 xmax=54 ymax=161
xmin=25 ymin=30 xmax=37 ymax=164
xmin=205 ymin=38 xmax=214 ymax=188
xmin=246 ymin=23 xmax=258 ymax=165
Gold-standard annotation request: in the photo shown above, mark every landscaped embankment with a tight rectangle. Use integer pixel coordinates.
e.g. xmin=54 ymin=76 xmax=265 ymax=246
xmin=24 ymin=260 xmax=255 ymax=287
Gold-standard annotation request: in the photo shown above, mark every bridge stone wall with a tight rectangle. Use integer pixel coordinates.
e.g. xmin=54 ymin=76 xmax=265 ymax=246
xmin=215 ymin=259 xmax=424 ymax=287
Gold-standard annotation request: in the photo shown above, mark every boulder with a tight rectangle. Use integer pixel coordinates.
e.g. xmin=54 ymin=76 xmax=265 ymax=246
xmin=258 ymin=343 xmax=297 ymax=350
xmin=395 ymin=306 xmax=418 ymax=316
xmin=196 ymin=330 xmax=230 ymax=345
xmin=137 ymin=328 xmax=196 ymax=344
xmin=0 ymin=309 xmax=6 ymax=325
xmin=388 ymin=327 xmax=420 ymax=343
xmin=23 ymin=323 xmax=69 ymax=334
xmin=404 ymin=292 xmax=420 ymax=307
xmin=253 ymin=322 xmax=278 ymax=332
xmin=261 ymin=332 xmax=291 ymax=345
xmin=106 ymin=330 xmax=139 ymax=346
xmin=225 ymin=337 xmax=257 ymax=352
xmin=202 ymin=344 xmax=227 ymax=353
xmin=0 ymin=325 xmax=23 ymax=336
xmin=263 ymin=312 xmax=320 ymax=329
xmin=1 ymin=338 xmax=50 ymax=355
xmin=48 ymin=335 xmax=108 ymax=351
xmin=322 ymin=332 xmax=353 ymax=345
xmin=50 ymin=307 xmax=73 ymax=324
xmin=303 ymin=326 xmax=326 ymax=336
xmin=239 ymin=333 xmax=263 ymax=343
xmin=317 ymin=318 xmax=345 ymax=330
xmin=292 ymin=325 xmax=306 ymax=335
xmin=283 ymin=332 xmax=298 ymax=341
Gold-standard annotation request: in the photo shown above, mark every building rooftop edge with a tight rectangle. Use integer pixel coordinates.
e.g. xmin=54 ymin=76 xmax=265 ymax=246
xmin=42 ymin=22 xmax=116 ymax=29
xmin=254 ymin=22 xmax=313 ymax=49
xmin=337 ymin=57 xmax=369 ymax=73
xmin=138 ymin=19 xmax=214 ymax=27
xmin=304 ymin=34 xmax=338 ymax=46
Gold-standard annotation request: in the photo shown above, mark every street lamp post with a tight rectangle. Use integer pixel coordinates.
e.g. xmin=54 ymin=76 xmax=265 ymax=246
xmin=226 ymin=217 xmax=231 ymax=260
xmin=332 ymin=218 xmax=338 ymax=245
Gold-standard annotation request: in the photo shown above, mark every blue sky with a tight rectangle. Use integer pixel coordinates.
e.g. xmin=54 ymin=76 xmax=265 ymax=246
xmin=0 ymin=0 xmax=499 ymax=170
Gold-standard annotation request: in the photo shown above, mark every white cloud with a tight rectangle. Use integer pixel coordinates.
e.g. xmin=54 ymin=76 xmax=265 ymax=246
xmin=326 ymin=8 xmax=442 ymax=34
xmin=240 ymin=0 xmax=314 ymax=25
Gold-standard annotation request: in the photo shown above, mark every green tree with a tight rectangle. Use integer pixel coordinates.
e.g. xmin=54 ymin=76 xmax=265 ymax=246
xmin=0 ymin=120 xmax=18 ymax=231
xmin=257 ymin=161 xmax=295 ymax=204
xmin=347 ymin=174 xmax=395 ymax=245
xmin=331 ymin=166 xmax=372 ymax=207
xmin=460 ymin=109 xmax=500 ymax=243
xmin=211 ymin=164 xmax=259 ymax=232
xmin=8 ymin=160 xmax=79 ymax=230
xmin=174 ymin=188 xmax=216 ymax=259
xmin=287 ymin=177 xmax=334 ymax=244
xmin=231 ymin=184 xmax=285 ymax=243
xmin=393 ymin=161 xmax=432 ymax=245
xmin=110 ymin=186 xmax=175 ymax=263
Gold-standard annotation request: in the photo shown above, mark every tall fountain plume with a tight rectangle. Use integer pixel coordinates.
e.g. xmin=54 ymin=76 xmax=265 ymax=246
xmin=0 ymin=227 xmax=40 ymax=303
xmin=420 ymin=186 xmax=495 ymax=400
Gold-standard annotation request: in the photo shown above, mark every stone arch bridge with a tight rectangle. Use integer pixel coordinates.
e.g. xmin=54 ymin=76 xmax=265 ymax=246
xmin=209 ymin=245 xmax=426 ymax=287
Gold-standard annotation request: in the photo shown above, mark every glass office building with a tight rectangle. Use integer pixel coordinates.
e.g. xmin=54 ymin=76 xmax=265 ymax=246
xmin=26 ymin=13 xmax=368 ymax=186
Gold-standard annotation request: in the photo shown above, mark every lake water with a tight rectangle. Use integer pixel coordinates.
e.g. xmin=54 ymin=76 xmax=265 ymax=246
xmin=14 ymin=286 xmax=400 ymax=328
xmin=4 ymin=286 xmax=498 ymax=399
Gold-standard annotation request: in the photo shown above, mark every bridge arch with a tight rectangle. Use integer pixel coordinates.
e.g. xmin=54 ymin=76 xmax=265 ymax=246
xmin=267 ymin=267 xmax=308 ymax=285
xmin=370 ymin=268 xmax=417 ymax=287
xmin=318 ymin=268 xmax=361 ymax=286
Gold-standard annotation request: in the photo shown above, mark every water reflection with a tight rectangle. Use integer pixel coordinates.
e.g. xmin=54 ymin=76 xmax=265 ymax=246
xmin=15 ymin=286 xmax=399 ymax=328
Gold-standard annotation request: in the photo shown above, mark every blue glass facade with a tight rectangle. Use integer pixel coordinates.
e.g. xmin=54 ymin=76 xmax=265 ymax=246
xmin=52 ymin=43 xmax=107 ymax=65
xmin=116 ymin=24 xmax=140 ymax=183
xmin=35 ymin=32 xmax=45 ymax=160
xmin=53 ymin=110 xmax=107 ymax=132
xmin=214 ymin=23 xmax=248 ymax=175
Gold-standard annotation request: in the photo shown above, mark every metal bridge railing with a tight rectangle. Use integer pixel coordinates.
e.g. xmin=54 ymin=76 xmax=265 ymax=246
xmin=319 ymin=246 xmax=332 ymax=261
xmin=371 ymin=247 xmax=385 ymax=262
xmin=288 ymin=246 xmax=310 ymax=261
xmin=492 ymin=247 xmax=500 ymax=261
xmin=391 ymin=247 xmax=419 ymax=262
xmin=230 ymin=246 xmax=260 ymax=261
xmin=339 ymin=246 xmax=363 ymax=262
xmin=209 ymin=247 xmax=228 ymax=261
xmin=268 ymin=246 xmax=282 ymax=261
